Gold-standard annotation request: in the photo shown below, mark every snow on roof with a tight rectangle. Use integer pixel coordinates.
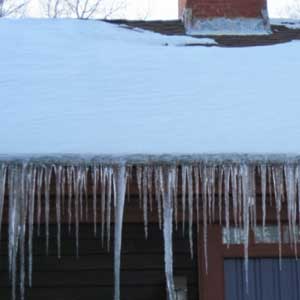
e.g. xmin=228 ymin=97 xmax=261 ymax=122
xmin=1 ymin=19 xmax=300 ymax=157
xmin=271 ymin=18 xmax=300 ymax=29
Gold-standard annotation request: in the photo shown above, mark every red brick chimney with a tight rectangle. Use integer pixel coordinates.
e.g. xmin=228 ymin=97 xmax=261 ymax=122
xmin=179 ymin=0 xmax=271 ymax=35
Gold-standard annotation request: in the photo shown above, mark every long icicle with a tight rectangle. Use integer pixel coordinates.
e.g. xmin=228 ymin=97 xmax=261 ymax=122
xmin=0 ymin=164 xmax=7 ymax=242
xmin=114 ymin=164 xmax=127 ymax=300
xmin=181 ymin=166 xmax=187 ymax=235
xmin=55 ymin=165 xmax=62 ymax=259
xmin=44 ymin=165 xmax=52 ymax=255
xmin=28 ymin=166 xmax=37 ymax=288
xmin=142 ymin=166 xmax=149 ymax=239
xmin=161 ymin=166 xmax=176 ymax=300
xmin=187 ymin=166 xmax=194 ymax=259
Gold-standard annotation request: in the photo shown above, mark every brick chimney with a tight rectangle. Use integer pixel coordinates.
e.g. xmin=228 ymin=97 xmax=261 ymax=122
xmin=179 ymin=0 xmax=271 ymax=35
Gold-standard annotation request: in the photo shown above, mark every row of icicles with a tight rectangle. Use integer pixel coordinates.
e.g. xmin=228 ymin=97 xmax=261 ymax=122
xmin=0 ymin=161 xmax=300 ymax=300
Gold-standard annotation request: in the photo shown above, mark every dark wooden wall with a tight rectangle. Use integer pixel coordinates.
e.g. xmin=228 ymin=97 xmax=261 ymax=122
xmin=0 ymin=224 xmax=198 ymax=300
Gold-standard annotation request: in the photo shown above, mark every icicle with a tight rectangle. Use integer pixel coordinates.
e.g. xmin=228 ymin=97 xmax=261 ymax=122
xmin=231 ymin=165 xmax=238 ymax=228
xmin=92 ymin=165 xmax=99 ymax=236
xmin=79 ymin=168 xmax=84 ymax=221
xmin=155 ymin=167 xmax=162 ymax=230
xmin=74 ymin=166 xmax=82 ymax=257
xmin=136 ymin=166 xmax=142 ymax=209
xmin=207 ymin=166 xmax=214 ymax=224
xmin=83 ymin=167 xmax=89 ymax=221
xmin=249 ymin=167 xmax=257 ymax=232
xmin=142 ymin=167 xmax=149 ymax=239
xmin=28 ymin=166 xmax=37 ymax=288
xmin=272 ymin=166 xmax=283 ymax=267
xmin=36 ymin=167 xmax=43 ymax=236
xmin=173 ymin=166 xmax=178 ymax=231
xmin=0 ymin=164 xmax=7 ymax=242
xmin=55 ymin=165 xmax=62 ymax=258
xmin=19 ymin=164 xmax=28 ymax=300
xmin=67 ymin=166 xmax=74 ymax=233
xmin=181 ymin=166 xmax=187 ymax=235
xmin=260 ymin=165 xmax=267 ymax=239
xmin=101 ymin=167 xmax=107 ymax=247
xmin=194 ymin=166 xmax=200 ymax=234
xmin=224 ymin=166 xmax=231 ymax=248
xmin=44 ymin=165 xmax=52 ymax=255
xmin=147 ymin=166 xmax=153 ymax=212
xmin=201 ymin=165 xmax=208 ymax=273
xmin=237 ymin=171 xmax=243 ymax=228
xmin=284 ymin=164 xmax=297 ymax=254
xmin=61 ymin=167 xmax=66 ymax=218
xmin=106 ymin=167 xmax=113 ymax=251
xmin=187 ymin=166 xmax=194 ymax=259
xmin=268 ymin=166 xmax=273 ymax=207
xmin=8 ymin=165 xmax=22 ymax=300
xmin=241 ymin=164 xmax=251 ymax=290
xmin=218 ymin=167 xmax=223 ymax=225
xmin=210 ymin=166 xmax=216 ymax=223
xmin=162 ymin=166 xmax=176 ymax=300
xmin=113 ymin=165 xmax=127 ymax=300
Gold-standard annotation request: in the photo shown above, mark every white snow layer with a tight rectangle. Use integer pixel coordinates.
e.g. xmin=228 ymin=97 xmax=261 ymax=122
xmin=0 ymin=19 xmax=300 ymax=156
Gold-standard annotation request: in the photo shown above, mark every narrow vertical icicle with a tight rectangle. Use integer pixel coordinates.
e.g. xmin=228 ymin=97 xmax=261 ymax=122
xmin=241 ymin=164 xmax=251 ymax=290
xmin=267 ymin=166 xmax=273 ymax=207
xmin=201 ymin=165 xmax=208 ymax=273
xmin=210 ymin=166 xmax=216 ymax=223
xmin=148 ymin=166 xmax=153 ymax=212
xmin=79 ymin=167 xmax=84 ymax=221
xmin=36 ymin=166 xmax=43 ymax=236
xmin=106 ymin=167 xmax=113 ymax=251
xmin=237 ymin=172 xmax=243 ymax=228
xmin=67 ymin=166 xmax=74 ymax=233
xmin=187 ymin=166 xmax=194 ymax=258
xmin=142 ymin=167 xmax=149 ymax=239
xmin=272 ymin=166 xmax=283 ymax=267
xmin=0 ymin=164 xmax=7 ymax=242
xmin=224 ymin=166 xmax=231 ymax=248
xmin=61 ymin=167 xmax=66 ymax=218
xmin=155 ymin=167 xmax=162 ymax=230
xmin=92 ymin=165 xmax=99 ymax=236
xmin=74 ymin=166 xmax=82 ymax=257
xmin=181 ymin=166 xmax=187 ymax=235
xmin=136 ymin=166 xmax=142 ymax=209
xmin=173 ymin=166 xmax=179 ymax=231
xmin=19 ymin=164 xmax=28 ymax=300
xmin=260 ymin=165 xmax=267 ymax=239
xmin=44 ymin=165 xmax=52 ymax=255
xmin=8 ymin=164 xmax=23 ymax=300
xmin=83 ymin=167 xmax=89 ymax=221
xmin=28 ymin=166 xmax=37 ymax=288
xmin=249 ymin=167 xmax=257 ymax=232
xmin=113 ymin=165 xmax=127 ymax=300
xmin=284 ymin=164 xmax=297 ymax=254
xmin=218 ymin=167 xmax=223 ymax=225
xmin=194 ymin=166 xmax=200 ymax=234
xmin=207 ymin=166 xmax=214 ymax=224
xmin=162 ymin=166 xmax=176 ymax=300
xmin=101 ymin=167 xmax=107 ymax=246
xmin=231 ymin=165 xmax=238 ymax=228
xmin=55 ymin=165 xmax=62 ymax=259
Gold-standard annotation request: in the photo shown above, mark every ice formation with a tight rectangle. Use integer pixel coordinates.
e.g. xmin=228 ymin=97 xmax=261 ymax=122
xmin=0 ymin=154 xmax=300 ymax=300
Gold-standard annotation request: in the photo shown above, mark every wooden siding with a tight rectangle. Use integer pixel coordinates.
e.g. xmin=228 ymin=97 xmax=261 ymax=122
xmin=0 ymin=224 xmax=198 ymax=300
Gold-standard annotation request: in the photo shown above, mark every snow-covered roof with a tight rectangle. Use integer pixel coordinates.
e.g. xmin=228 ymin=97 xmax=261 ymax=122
xmin=1 ymin=19 xmax=300 ymax=157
